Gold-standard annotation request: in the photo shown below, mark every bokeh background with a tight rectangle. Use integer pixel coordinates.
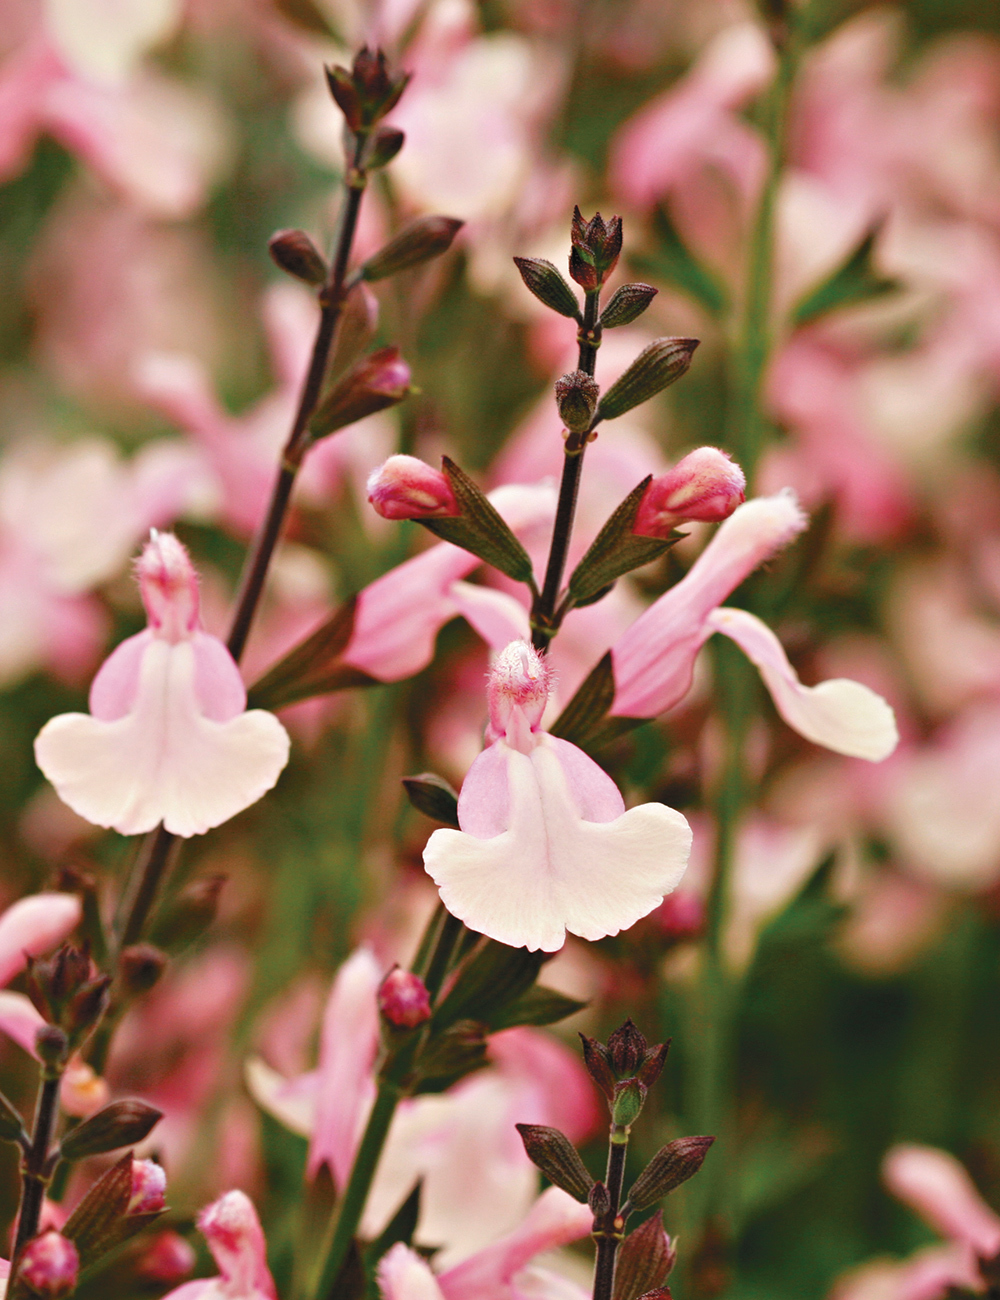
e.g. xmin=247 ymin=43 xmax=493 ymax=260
xmin=4 ymin=0 xmax=1000 ymax=1297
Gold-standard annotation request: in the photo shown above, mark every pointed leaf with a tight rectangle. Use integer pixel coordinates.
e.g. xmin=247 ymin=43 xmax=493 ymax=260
xmin=402 ymin=774 xmax=460 ymax=828
xmin=627 ymin=1136 xmax=715 ymax=1210
xmin=420 ymin=458 xmax=536 ymax=586
xmin=365 ymin=1182 xmax=422 ymax=1282
xmin=431 ymin=939 xmax=547 ymax=1031
xmin=549 ymin=653 xmax=616 ymax=745
xmin=414 ymin=1020 xmax=489 ymax=1094
xmin=634 ymin=206 xmax=728 ymax=316
xmin=488 ymin=985 xmax=587 ymax=1030
xmin=566 ymin=478 xmax=681 ymax=608
xmin=516 ymin=1124 xmax=593 ymax=1202
xmin=613 ymin=1214 xmax=676 ymax=1300
xmin=247 ymin=597 xmax=375 ymax=711
xmin=792 ymin=227 xmax=900 ymax=326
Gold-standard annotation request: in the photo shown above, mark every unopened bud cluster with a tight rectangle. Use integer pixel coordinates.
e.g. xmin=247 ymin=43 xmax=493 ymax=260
xmin=324 ymin=48 xmax=409 ymax=133
xmin=570 ymin=207 xmax=623 ymax=292
xmin=580 ymin=1018 xmax=670 ymax=1126
xmin=27 ymin=944 xmax=109 ymax=1055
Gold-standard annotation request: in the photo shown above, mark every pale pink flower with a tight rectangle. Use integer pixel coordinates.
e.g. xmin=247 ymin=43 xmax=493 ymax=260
xmin=423 ymin=640 xmax=692 ymax=952
xmin=135 ymin=283 xmax=389 ymax=537
xmin=884 ymin=1145 xmax=1000 ymax=1261
xmin=161 ymin=1190 xmax=276 ymax=1300
xmin=34 ymin=533 xmax=290 ymax=837
xmin=247 ymin=947 xmax=598 ymax=1265
xmin=0 ymin=1 xmax=226 ymax=217
xmin=632 ymin=447 xmax=746 ymax=536
xmin=368 ymin=456 xmax=460 ymax=521
xmin=377 ymin=1188 xmax=592 ymax=1300
xmin=0 ymin=891 xmax=81 ymax=1057
xmin=609 ymin=493 xmax=899 ymax=761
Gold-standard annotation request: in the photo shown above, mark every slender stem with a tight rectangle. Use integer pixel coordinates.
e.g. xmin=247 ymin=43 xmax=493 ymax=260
xmin=309 ymin=894 xmax=463 ymax=1299
xmin=592 ymin=1128 xmax=628 ymax=1300
xmin=109 ymin=131 xmax=372 ymax=973
xmin=532 ymin=289 xmax=601 ymax=650
xmin=12 ymin=1072 xmax=62 ymax=1266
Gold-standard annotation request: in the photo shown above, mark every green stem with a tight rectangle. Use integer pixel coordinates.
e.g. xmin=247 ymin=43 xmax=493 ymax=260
xmin=725 ymin=36 xmax=797 ymax=481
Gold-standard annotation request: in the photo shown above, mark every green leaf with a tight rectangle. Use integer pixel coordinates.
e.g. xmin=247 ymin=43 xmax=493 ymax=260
xmin=247 ymin=597 xmax=376 ymax=711
xmin=549 ymin=652 xmax=647 ymax=753
xmin=612 ymin=1213 xmax=676 ymax=1300
xmin=792 ymin=227 xmax=900 ymax=326
xmin=488 ymin=985 xmax=587 ymax=1030
xmin=401 ymin=774 xmax=460 ymax=828
xmin=420 ymin=458 xmax=536 ymax=587
xmin=414 ymin=1020 xmax=489 ymax=1094
xmin=633 ymin=205 xmax=729 ymax=316
xmin=431 ymin=939 xmax=547 ymax=1032
xmin=566 ymin=478 xmax=681 ymax=609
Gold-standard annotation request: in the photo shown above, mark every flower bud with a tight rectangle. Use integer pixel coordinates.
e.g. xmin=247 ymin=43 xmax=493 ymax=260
xmin=136 ymin=1231 xmax=196 ymax=1285
xmin=579 ymin=1034 xmax=616 ymax=1101
xmin=589 ymin=1181 xmax=611 ymax=1218
xmin=378 ymin=968 xmax=432 ymax=1029
xmin=118 ymin=944 xmax=168 ymax=995
xmin=268 ymin=229 xmax=327 ymax=285
xmin=367 ymin=456 xmax=460 ymax=521
xmin=633 ymin=448 xmax=745 ymax=538
xmin=626 ymin=1135 xmax=715 ymax=1210
xmin=596 ymin=339 xmax=698 ymax=423
xmin=129 ymin=1158 xmax=168 ymax=1214
xmin=137 ymin=531 xmax=200 ymax=643
xmin=360 ymin=216 xmax=464 ymax=282
xmin=600 ymin=283 xmax=658 ymax=329
xmin=555 ymin=370 xmax=599 ymax=434
xmin=60 ymin=1099 xmax=162 ymax=1161
xmin=487 ymin=641 xmax=550 ymax=745
xmin=59 ymin=1059 xmax=109 ymax=1118
xmin=35 ymin=1025 xmax=68 ymax=1068
xmin=309 ymin=347 xmax=411 ymax=440
xmin=325 ymin=48 xmax=409 ymax=131
xmin=607 ymin=1019 xmax=647 ymax=1077
xmin=612 ymin=1077 xmax=645 ymax=1128
xmin=18 ymin=1231 xmax=79 ymax=1298
xmin=569 ymin=207 xmax=623 ymax=291
xmin=366 ymin=123 xmax=405 ymax=168
xmin=151 ymin=875 xmax=225 ymax=952
xmin=512 ymin=257 xmax=581 ymax=319
xmin=516 ymin=1124 xmax=593 ymax=1202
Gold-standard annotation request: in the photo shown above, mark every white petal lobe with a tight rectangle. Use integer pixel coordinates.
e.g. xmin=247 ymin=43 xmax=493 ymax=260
xmin=35 ymin=639 xmax=289 ymax=836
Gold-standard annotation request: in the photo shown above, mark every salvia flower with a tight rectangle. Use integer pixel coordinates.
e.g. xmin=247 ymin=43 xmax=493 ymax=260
xmin=610 ymin=492 xmax=899 ymax=761
xmin=34 ymin=532 xmax=291 ymax=837
xmin=161 ymin=1190 xmax=276 ymax=1300
xmin=423 ymin=641 xmax=692 ymax=951
xmin=17 ymin=1231 xmax=79 ymax=1299
xmin=367 ymin=456 xmax=460 ymax=521
xmin=632 ymin=447 xmax=746 ymax=536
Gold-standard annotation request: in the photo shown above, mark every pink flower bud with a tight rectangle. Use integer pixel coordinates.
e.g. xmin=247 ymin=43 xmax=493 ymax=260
xmin=653 ymin=891 xmax=705 ymax=940
xmin=18 ymin=1231 xmax=79 ymax=1298
xmin=378 ymin=967 xmax=432 ymax=1028
xmin=136 ymin=531 xmax=200 ymax=642
xmin=633 ymin=448 xmax=746 ymax=538
xmin=367 ymin=456 xmax=460 ymax=521
xmin=135 ymin=1231 xmax=197 ymax=1284
xmin=487 ymin=640 xmax=551 ymax=747
xmin=129 ymin=1158 xmax=167 ymax=1214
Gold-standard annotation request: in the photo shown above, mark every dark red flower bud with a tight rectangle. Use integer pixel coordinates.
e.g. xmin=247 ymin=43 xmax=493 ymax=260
xmin=607 ymin=1018 xmax=647 ymax=1077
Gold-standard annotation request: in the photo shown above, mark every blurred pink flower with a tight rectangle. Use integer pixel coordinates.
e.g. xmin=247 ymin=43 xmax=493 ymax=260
xmin=884 ymin=1144 xmax=1000 ymax=1260
xmin=0 ymin=0 xmax=226 ymax=217
xmin=0 ymin=891 xmax=82 ymax=1058
xmin=247 ymin=946 xmax=599 ymax=1265
xmin=424 ymin=640 xmax=692 ymax=951
xmin=135 ymin=283 xmax=389 ymax=537
xmin=377 ymin=1188 xmax=591 ymax=1300
xmin=35 ymin=533 xmax=290 ymax=837
xmin=162 ymin=1189 xmax=276 ymax=1300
